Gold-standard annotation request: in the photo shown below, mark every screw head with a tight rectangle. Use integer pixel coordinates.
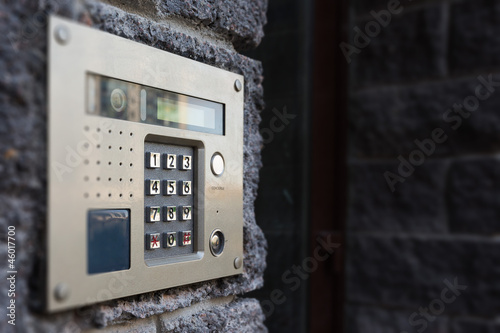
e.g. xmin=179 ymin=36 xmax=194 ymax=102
xmin=54 ymin=25 xmax=70 ymax=45
xmin=234 ymin=257 xmax=243 ymax=269
xmin=54 ymin=283 xmax=70 ymax=301
xmin=234 ymin=79 xmax=242 ymax=92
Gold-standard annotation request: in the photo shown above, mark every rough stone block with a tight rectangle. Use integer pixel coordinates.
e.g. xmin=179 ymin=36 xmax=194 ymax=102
xmin=85 ymin=317 xmax=157 ymax=333
xmin=0 ymin=0 xmax=267 ymax=332
xmin=104 ymin=0 xmax=268 ymax=50
xmin=159 ymin=298 xmax=267 ymax=333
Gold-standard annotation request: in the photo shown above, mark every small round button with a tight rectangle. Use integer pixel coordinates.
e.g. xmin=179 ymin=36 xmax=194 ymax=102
xmin=210 ymin=229 xmax=225 ymax=256
xmin=211 ymin=153 xmax=225 ymax=176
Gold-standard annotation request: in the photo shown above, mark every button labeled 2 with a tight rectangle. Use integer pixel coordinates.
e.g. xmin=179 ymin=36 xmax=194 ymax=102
xmin=165 ymin=154 xmax=177 ymax=170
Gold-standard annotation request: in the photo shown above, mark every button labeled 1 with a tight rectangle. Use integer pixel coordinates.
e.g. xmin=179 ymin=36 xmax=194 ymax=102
xmin=147 ymin=152 xmax=161 ymax=168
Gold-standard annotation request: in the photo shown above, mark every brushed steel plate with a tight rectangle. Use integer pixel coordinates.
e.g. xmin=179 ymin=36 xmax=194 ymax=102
xmin=47 ymin=15 xmax=244 ymax=312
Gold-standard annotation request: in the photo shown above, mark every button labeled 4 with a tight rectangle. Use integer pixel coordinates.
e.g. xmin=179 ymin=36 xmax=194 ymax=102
xmin=147 ymin=180 xmax=161 ymax=195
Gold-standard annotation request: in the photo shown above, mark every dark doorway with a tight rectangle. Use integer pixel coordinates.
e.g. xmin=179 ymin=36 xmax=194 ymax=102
xmin=245 ymin=0 xmax=348 ymax=332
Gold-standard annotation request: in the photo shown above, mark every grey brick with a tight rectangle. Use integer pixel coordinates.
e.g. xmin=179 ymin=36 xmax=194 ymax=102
xmin=451 ymin=317 xmax=500 ymax=333
xmin=447 ymin=158 xmax=500 ymax=234
xmin=346 ymin=305 xmax=448 ymax=333
xmin=350 ymin=74 xmax=500 ymax=158
xmin=450 ymin=0 xmax=500 ymax=75
xmin=346 ymin=234 xmax=500 ymax=317
xmin=350 ymin=4 xmax=447 ymax=87
xmin=348 ymin=160 xmax=448 ymax=232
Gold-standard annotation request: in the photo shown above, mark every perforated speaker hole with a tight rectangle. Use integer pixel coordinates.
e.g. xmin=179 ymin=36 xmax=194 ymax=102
xmin=81 ymin=125 xmax=136 ymax=201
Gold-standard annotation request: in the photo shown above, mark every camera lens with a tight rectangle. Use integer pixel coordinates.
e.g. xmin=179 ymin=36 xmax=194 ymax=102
xmin=110 ymin=88 xmax=127 ymax=112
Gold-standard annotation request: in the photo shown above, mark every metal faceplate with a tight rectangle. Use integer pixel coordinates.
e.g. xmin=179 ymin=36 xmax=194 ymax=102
xmin=47 ymin=16 xmax=244 ymax=312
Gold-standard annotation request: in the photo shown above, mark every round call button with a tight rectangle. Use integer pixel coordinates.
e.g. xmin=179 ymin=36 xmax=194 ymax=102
xmin=211 ymin=153 xmax=225 ymax=176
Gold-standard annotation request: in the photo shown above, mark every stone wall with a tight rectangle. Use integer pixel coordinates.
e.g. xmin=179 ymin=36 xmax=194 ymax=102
xmin=346 ymin=0 xmax=500 ymax=332
xmin=0 ymin=0 xmax=267 ymax=331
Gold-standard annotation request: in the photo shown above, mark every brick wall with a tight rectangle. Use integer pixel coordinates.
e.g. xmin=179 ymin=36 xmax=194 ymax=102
xmin=346 ymin=0 xmax=500 ymax=332
xmin=0 ymin=0 xmax=267 ymax=332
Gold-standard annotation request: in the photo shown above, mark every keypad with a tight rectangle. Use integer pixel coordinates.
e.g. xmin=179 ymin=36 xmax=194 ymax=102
xmin=144 ymin=142 xmax=194 ymax=260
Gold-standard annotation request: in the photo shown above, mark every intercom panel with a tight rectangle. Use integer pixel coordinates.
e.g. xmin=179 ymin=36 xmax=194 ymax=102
xmin=47 ymin=16 xmax=244 ymax=312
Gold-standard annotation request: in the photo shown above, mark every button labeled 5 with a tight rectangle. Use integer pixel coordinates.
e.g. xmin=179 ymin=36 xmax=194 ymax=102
xmin=163 ymin=180 xmax=176 ymax=195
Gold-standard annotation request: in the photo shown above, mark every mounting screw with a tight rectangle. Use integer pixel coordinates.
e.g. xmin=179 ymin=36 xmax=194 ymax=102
xmin=234 ymin=257 xmax=243 ymax=269
xmin=54 ymin=283 xmax=70 ymax=301
xmin=54 ymin=25 xmax=70 ymax=45
xmin=234 ymin=79 xmax=242 ymax=92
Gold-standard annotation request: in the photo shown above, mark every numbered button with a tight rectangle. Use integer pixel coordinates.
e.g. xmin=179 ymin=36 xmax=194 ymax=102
xmin=180 ymin=206 xmax=192 ymax=221
xmin=146 ymin=152 xmax=161 ymax=168
xmin=146 ymin=233 xmax=161 ymax=250
xmin=180 ymin=181 xmax=192 ymax=196
xmin=165 ymin=154 xmax=177 ymax=170
xmin=181 ymin=155 xmax=192 ymax=170
xmin=163 ymin=206 xmax=177 ymax=222
xmin=180 ymin=231 xmax=192 ymax=246
xmin=163 ymin=180 xmax=176 ymax=195
xmin=163 ymin=232 xmax=177 ymax=248
xmin=146 ymin=179 xmax=161 ymax=195
xmin=147 ymin=206 xmax=161 ymax=222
